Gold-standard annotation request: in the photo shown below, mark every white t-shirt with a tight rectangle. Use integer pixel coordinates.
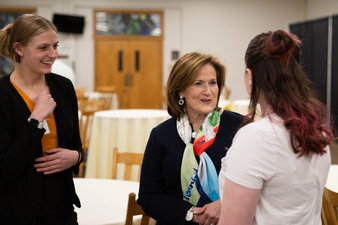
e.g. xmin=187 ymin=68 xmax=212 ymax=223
xmin=219 ymin=113 xmax=330 ymax=225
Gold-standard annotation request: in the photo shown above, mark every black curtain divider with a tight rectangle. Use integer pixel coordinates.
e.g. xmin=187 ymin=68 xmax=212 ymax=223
xmin=331 ymin=15 xmax=338 ymax=130
xmin=290 ymin=18 xmax=329 ymax=106
xmin=290 ymin=15 xmax=338 ymax=131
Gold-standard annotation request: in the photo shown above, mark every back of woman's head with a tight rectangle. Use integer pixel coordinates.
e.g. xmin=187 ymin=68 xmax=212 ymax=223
xmin=244 ymin=29 xmax=333 ymax=156
xmin=0 ymin=13 xmax=57 ymax=63
xmin=166 ymin=52 xmax=226 ymax=119
xmin=245 ymin=30 xmax=306 ymax=111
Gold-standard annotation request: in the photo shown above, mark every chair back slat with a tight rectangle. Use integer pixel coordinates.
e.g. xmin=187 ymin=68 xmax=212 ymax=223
xmin=79 ymin=110 xmax=96 ymax=150
xmin=118 ymin=153 xmax=144 ymax=164
xmin=98 ymin=92 xmax=114 ymax=110
xmin=124 ymin=165 xmax=132 ymax=181
xmin=112 ymin=147 xmax=144 ymax=181
xmin=75 ymin=86 xmax=87 ymax=100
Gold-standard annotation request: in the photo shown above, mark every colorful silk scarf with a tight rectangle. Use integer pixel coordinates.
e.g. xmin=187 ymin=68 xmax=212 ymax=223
xmin=178 ymin=110 xmax=221 ymax=206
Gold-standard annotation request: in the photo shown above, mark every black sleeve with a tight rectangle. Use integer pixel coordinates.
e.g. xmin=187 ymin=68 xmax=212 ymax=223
xmin=0 ymin=93 xmax=45 ymax=183
xmin=64 ymin=77 xmax=84 ymax=174
xmin=138 ymin=127 xmax=192 ymax=225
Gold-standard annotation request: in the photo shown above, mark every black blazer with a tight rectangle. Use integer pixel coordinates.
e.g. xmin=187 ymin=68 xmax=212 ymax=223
xmin=0 ymin=73 xmax=83 ymax=224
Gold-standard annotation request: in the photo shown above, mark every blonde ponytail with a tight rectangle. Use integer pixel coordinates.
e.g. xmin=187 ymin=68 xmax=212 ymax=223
xmin=0 ymin=23 xmax=16 ymax=61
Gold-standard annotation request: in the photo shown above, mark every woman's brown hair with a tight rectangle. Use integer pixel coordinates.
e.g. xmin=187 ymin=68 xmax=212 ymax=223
xmin=244 ymin=29 xmax=333 ymax=156
xmin=166 ymin=52 xmax=226 ymax=119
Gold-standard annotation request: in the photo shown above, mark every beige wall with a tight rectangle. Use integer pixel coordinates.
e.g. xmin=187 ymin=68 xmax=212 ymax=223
xmin=1 ymin=0 xmax=305 ymax=101
xmin=307 ymin=0 xmax=338 ymax=20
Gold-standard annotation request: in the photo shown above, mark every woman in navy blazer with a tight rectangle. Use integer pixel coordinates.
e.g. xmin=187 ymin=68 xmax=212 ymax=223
xmin=0 ymin=14 xmax=83 ymax=224
xmin=138 ymin=52 xmax=243 ymax=225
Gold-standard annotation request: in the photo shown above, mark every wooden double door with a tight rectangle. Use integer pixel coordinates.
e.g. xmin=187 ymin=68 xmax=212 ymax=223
xmin=95 ymin=38 xmax=162 ymax=109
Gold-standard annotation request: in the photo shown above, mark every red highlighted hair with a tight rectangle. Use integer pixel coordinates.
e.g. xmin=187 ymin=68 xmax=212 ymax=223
xmin=243 ymin=30 xmax=334 ymax=156
xmin=264 ymin=30 xmax=301 ymax=67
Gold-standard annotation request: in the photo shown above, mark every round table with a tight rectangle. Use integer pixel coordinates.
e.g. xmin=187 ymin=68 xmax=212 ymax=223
xmin=85 ymin=109 xmax=170 ymax=180
xmin=74 ymin=178 xmax=140 ymax=225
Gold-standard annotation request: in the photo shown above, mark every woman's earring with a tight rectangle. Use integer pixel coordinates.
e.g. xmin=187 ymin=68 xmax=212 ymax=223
xmin=178 ymin=96 xmax=184 ymax=105
xmin=18 ymin=53 xmax=23 ymax=56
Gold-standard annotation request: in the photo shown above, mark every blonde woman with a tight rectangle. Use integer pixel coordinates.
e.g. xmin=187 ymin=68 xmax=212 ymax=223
xmin=0 ymin=14 xmax=83 ymax=224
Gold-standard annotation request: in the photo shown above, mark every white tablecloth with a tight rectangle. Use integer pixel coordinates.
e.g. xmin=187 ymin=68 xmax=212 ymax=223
xmin=85 ymin=109 xmax=170 ymax=180
xmin=74 ymin=178 xmax=139 ymax=225
xmin=326 ymin=165 xmax=338 ymax=193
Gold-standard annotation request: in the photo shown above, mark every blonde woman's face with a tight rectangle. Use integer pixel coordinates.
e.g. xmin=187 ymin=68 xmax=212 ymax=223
xmin=20 ymin=30 xmax=58 ymax=76
xmin=179 ymin=63 xmax=219 ymax=119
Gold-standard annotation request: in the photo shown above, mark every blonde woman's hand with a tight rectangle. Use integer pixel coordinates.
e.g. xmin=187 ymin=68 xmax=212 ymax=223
xmin=34 ymin=148 xmax=78 ymax=175
xmin=30 ymin=91 xmax=56 ymax=122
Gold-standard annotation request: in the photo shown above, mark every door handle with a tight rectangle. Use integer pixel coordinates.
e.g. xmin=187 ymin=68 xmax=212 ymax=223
xmin=118 ymin=51 xmax=123 ymax=71
xmin=135 ymin=51 xmax=139 ymax=72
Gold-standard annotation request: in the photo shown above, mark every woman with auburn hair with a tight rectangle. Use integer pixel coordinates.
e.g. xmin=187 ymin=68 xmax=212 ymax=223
xmin=138 ymin=52 xmax=243 ymax=225
xmin=218 ymin=30 xmax=334 ymax=225
xmin=0 ymin=14 xmax=83 ymax=224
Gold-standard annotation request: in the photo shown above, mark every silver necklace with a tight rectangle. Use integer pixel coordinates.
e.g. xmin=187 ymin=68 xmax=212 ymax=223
xmin=17 ymin=72 xmax=45 ymax=91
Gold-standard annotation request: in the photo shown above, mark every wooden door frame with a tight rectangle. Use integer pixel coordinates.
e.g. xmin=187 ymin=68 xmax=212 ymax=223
xmin=93 ymin=9 xmax=164 ymax=93
xmin=0 ymin=7 xmax=36 ymax=13
xmin=93 ymin=9 xmax=164 ymax=107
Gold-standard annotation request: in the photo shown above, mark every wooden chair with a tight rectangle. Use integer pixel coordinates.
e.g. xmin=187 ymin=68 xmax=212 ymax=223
xmin=96 ymin=85 xmax=116 ymax=93
xmin=112 ymin=147 xmax=144 ymax=181
xmin=78 ymin=109 xmax=96 ymax=178
xmin=97 ymin=86 xmax=116 ymax=109
xmin=77 ymin=98 xmax=106 ymax=177
xmin=78 ymin=99 xmax=105 ymax=112
xmin=125 ymin=192 xmax=150 ymax=225
xmin=98 ymin=91 xmax=114 ymax=110
xmin=79 ymin=110 xmax=96 ymax=150
xmin=322 ymin=187 xmax=338 ymax=225
xmin=75 ymin=86 xmax=87 ymax=101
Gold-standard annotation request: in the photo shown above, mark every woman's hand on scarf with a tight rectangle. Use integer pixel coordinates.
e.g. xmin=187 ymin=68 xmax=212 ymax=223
xmin=192 ymin=199 xmax=221 ymax=225
xmin=34 ymin=148 xmax=79 ymax=175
